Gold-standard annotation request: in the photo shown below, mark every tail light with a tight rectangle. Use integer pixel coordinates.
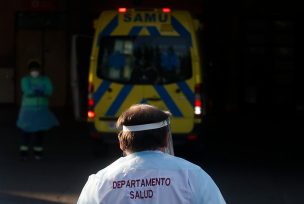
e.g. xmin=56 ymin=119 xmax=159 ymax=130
xmin=88 ymin=110 xmax=95 ymax=119
xmin=194 ymin=84 xmax=202 ymax=117
xmin=87 ymin=82 xmax=95 ymax=120
xmin=88 ymin=98 xmax=94 ymax=107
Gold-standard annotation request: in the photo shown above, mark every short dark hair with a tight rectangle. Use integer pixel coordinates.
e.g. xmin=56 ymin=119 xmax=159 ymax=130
xmin=116 ymin=104 xmax=171 ymax=152
xmin=28 ymin=61 xmax=41 ymax=70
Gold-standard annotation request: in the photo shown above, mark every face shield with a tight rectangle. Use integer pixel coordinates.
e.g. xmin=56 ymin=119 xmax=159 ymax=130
xmin=163 ymin=118 xmax=174 ymax=155
xmin=122 ymin=118 xmax=174 ymax=155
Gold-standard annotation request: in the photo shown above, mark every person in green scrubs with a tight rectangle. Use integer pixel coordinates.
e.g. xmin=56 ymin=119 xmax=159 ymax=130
xmin=17 ymin=60 xmax=59 ymax=160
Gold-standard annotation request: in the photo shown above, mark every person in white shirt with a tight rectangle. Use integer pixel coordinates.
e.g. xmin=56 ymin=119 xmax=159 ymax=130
xmin=77 ymin=104 xmax=226 ymax=204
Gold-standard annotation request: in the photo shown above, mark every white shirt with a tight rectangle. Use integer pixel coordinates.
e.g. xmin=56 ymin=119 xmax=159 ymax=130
xmin=77 ymin=151 xmax=226 ymax=204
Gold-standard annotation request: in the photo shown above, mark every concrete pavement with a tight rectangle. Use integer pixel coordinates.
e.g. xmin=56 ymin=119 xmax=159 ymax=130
xmin=0 ymin=107 xmax=121 ymax=204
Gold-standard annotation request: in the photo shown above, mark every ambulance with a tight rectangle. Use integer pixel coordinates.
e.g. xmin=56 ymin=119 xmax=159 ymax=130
xmin=87 ymin=7 xmax=205 ymax=145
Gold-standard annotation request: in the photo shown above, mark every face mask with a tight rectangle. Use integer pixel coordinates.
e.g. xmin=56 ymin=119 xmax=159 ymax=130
xmin=30 ymin=71 xmax=40 ymax=78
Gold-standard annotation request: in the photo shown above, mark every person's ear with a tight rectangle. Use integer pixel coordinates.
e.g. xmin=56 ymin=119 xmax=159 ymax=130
xmin=119 ymin=137 xmax=126 ymax=151
xmin=119 ymin=140 xmax=124 ymax=151
xmin=119 ymin=139 xmax=129 ymax=156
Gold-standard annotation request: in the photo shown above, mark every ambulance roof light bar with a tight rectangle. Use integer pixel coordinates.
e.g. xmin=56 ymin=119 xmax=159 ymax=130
xmin=162 ymin=8 xmax=171 ymax=13
xmin=118 ymin=7 xmax=170 ymax=13
xmin=118 ymin=7 xmax=127 ymax=13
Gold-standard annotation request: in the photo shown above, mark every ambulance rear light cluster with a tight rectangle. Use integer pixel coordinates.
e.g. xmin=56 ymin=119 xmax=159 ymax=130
xmin=118 ymin=8 xmax=171 ymax=13
xmin=88 ymin=110 xmax=95 ymax=119
xmin=87 ymin=82 xmax=95 ymax=120
xmin=88 ymin=98 xmax=94 ymax=107
xmin=194 ymin=84 xmax=202 ymax=117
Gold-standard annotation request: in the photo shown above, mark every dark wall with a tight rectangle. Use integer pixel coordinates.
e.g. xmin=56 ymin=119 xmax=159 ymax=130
xmin=0 ymin=0 xmax=301 ymax=117
xmin=201 ymin=0 xmax=301 ymax=118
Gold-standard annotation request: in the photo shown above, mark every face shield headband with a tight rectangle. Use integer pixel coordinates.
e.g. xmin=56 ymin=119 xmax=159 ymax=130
xmin=122 ymin=119 xmax=174 ymax=155
xmin=122 ymin=120 xmax=169 ymax=132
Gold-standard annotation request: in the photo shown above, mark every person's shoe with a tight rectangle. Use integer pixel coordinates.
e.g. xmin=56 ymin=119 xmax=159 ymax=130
xmin=34 ymin=155 xmax=42 ymax=160
xmin=34 ymin=151 xmax=43 ymax=161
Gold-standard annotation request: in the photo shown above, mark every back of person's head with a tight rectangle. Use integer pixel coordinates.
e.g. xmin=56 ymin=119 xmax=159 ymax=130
xmin=28 ymin=61 xmax=41 ymax=71
xmin=116 ymin=104 xmax=171 ymax=153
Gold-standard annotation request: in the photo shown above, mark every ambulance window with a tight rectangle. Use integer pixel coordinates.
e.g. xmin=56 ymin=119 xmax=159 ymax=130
xmin=97 ymin=36 xmax=192 ymax=84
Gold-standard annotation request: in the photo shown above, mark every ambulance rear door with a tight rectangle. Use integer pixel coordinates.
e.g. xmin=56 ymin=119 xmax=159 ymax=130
xmin=118 ymin=9 xmax=195 ymax=134
xmin=92 ymin=9 xmax=196 ymax=134
xmin=132 ymin=35 xmax=195 ymax=134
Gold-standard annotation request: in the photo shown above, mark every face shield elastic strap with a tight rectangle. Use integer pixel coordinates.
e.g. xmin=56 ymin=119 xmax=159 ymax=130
xmin=122 ymin=120 xmax=169 ymax=132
